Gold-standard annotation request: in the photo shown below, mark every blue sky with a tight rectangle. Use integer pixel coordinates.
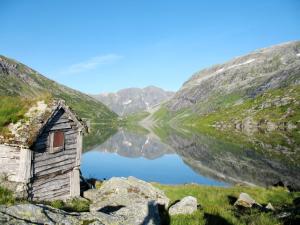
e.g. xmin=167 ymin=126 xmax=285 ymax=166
xmin=0 ymin=0 xmax=299 ymax=94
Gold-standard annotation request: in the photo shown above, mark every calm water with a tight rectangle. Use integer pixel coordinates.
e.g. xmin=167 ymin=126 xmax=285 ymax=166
xmin=82 ymin=151 xmax=226 ymax=185
xmin=81 ymin=128 xmax=300 ymax=188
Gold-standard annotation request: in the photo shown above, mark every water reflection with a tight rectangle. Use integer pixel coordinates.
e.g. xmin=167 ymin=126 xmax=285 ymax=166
xmin=82 ymin=127 xmax=300 ymax=188
xmin=92 ymin=129 xmax=173 ymax=159
xmin=165 ymin=132 xmax=300 ymax=189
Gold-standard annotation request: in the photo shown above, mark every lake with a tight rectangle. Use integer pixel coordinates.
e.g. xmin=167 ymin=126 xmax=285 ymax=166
xmin=81 ymin=128 xmax=300 ymax=188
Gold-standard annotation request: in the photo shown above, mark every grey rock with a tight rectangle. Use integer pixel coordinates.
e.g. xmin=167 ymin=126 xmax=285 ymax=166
xmin=234 ymin=193 xmax=258 ymax=208
xmin=0 ymin=203 xmax=121 ymax=225
xmin=265 ymin=202 xmax=275 ymax=211
xmin=93 ymin=86 xmax=174 ymax=116
xmin=84 ymin=176 xmax=170 ymax=225
xmin=169 ymin=196 xmax=198 ymax=215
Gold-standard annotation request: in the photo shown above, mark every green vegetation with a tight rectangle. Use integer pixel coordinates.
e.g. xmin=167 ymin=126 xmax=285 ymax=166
xmin=0 ymin=97 xmax=32 ymax=132
xmin=0 ymin=186 xmax=17 ymax=205
xmin=0 ymin=95 xmax=52 ymax=136
xmin=180 ymin=85 xmax=300 ymax=158
xmin=0 ymin=55 xmax=118 ymax=140
xmin=118 ymin=111 xmax=150 ymax=135
xmin=48 ymin=198 xmax=90 ymax=212
xmin=155 ymin=183 xmax=300 ymax=225
xmin=186 ymin=85 xmax=300 ymax=129
xmin=151 ymin=86 xmax=300 ymax=165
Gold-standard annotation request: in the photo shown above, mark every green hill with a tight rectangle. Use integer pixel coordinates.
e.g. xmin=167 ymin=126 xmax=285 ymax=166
xmin=0 ymin=55 xmax=117 ymax=124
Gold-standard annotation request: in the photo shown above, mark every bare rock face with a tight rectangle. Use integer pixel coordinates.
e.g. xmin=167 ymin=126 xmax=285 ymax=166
xmin=84 ymin=176 xmax=170 ymax=225
xmin=93 ymin=86 xmax=174 ymax=116
xmin=167 ymin=41 xmax=300 ymax=113
xmin=168 ymin=196 xmax=198 ymax=215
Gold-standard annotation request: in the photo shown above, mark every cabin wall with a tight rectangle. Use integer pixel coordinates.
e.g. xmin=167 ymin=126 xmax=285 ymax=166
xmin=31 ymin=108 xmax=80 ymax=201
xmin=0 ymin=145 xmax=21 ymax=182
xmin=0 ymin=145 xmax=32 ymax=197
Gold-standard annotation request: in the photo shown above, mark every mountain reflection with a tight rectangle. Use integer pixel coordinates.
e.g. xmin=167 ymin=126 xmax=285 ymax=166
xmin=165 ymin=132 xmax=300 ymax=189
xmin=85 ymin=127 xmax=300 ymax=189
xmin=92 ymin=129 xmax=174 ymax=159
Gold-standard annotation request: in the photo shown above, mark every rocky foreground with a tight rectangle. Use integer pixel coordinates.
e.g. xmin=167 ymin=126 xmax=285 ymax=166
xmin=0 ymin=177 xmax=299 ymax=225
xmin=0 ymin=177 xmax=197 ymax=225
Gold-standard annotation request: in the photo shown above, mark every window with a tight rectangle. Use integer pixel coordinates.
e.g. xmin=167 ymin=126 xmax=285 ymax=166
xmin=49 ymin=131 xmax=65 ymax=153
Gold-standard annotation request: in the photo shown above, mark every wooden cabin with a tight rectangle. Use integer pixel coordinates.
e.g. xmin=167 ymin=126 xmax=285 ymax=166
xmin=0 ymin=99 xmax=87 ymax=201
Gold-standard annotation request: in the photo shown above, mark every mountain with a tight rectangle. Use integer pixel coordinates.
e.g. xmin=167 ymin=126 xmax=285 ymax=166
xmin=168 ymin=41 xmax=300 ymax=112
xmin=154 ymin=41 xmax=300 ymax=133
xmin=0 ymin=55 xmax=118 ymax=124
xmin=93 ymin=86 xmax=174 ymax=116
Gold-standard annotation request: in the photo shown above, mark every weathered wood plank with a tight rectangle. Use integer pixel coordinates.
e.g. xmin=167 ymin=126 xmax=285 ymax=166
xmin=32 ymin=181 xmax=70 ymax=195
xmin=34 ymin=155 xmax=76 ymax=169
xmin=34 ymin=150 xmax=77 ymax=161
xmin=34 ymin=162 xmax=75 ymax=176
xmin=32 ymin=173 xmax=69 ymax=187
xmin=33 ymin=186 xmax=70 ymax=200
xmin=34 ymin=189 xmax=70 ymax=200
xmin=32 ymin=179 xmax=70 ymax=193
xmin=34 ymin=158 xmax=76 ymax=173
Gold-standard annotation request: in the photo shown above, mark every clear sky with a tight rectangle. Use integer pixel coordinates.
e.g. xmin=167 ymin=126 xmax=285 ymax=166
xmin=0 ymin=0 xmax=299 ymax=94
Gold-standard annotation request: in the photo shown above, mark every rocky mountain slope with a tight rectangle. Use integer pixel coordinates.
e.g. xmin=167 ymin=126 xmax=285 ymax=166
xmin=93 ymin=86 xmax=174 ymax=116
xmin=0 ymin=55 xmax=117 ymax=124
xmin=152 ymin=41 xmax=300 ymax=134
xmin=167 ymin=41 xmax=300 ymax=113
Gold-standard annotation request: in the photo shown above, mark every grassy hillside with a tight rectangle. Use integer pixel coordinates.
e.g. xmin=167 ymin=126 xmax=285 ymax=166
xmin=0 ymin=55 xmax=118 ymax=124
xmin=155 ymin=184 xmax=300 ymax=225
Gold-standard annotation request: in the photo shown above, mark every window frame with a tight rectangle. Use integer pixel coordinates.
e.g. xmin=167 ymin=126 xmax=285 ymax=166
xmin=49 ymin=131 xmax=65 ymax=153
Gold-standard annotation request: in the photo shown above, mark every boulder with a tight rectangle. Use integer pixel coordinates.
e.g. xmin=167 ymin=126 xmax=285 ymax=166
xmin=265 ymin=202 xmax=275 ymax=211
xmin=0 ymin=203 xmax=122 ymax=225
xmin=168 ymin=196 xmax=198 ymax=215
xmin=84 ymin=176 xmax=170 ymax=225
xmin=234 ymin=193 xmax=259 ymax=208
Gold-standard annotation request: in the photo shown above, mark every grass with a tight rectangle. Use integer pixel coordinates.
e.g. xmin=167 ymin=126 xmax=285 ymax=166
xmin=47 ymin=198 xmax=90 ymax=212
xmin=0 ymin=94 xmax=57 ymax=136
xmin=0 ymin=186 xmax=17 ymax=205
xmin=154 ymin=183 xmax=300 ymax=225
xmin=0 ymin=96 xmax=52 ymax=136
xmin=0 ymin=97 xmax=32 ymax=129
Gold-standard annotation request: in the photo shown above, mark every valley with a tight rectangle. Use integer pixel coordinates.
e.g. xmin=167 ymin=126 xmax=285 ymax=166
xmin=0 ymin=41 xmax=300 ymax=225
